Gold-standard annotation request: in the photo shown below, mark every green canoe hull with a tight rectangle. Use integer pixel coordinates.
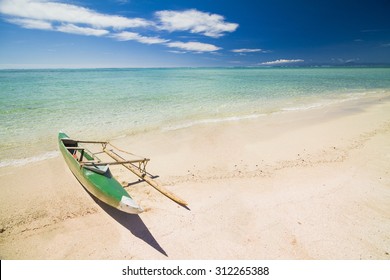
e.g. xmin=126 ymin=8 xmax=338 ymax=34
xmin=58 ymin=132 xmax=143 ymax=214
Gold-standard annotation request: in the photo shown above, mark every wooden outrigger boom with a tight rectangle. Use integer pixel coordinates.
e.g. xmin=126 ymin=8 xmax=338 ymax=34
xmin=68 ymin=138 xmax=187 ymax=207
xmin=103 ymin=147 xmax=188 ymax=206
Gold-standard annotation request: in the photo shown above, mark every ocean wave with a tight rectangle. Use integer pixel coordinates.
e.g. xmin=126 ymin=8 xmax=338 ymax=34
xmin=163 ymin=114 xmax=265 ymax=131
xmin=281 ymin=92 xmax=372 ymax=112
xmin=282 ymin=102 xmax=327 ymax=111
xmin=0 ymin=151 xmax=60 ymax=168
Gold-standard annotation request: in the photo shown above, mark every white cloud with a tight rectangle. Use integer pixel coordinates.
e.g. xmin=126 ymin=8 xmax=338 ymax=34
xmin=331 ymin=58 xmax=360 ymax=64
xmin=260 ymin=59 xmax=304 ymax=65
xmin=7 ymin=17 xmax=52 ymax=30
xmin=168 ymin=50 xmax=187 ymax=54
xmin=111 ymin=31 xmax=169 ymax=44
xmin=0 ymin=1 xmax=237 ymax=54
xmin=156 ymin=9 xmax=238 ymax=38
xmin=166 ymin=41 xmax=221 ymax=52
xmin=231 ymin=48 xmax=264 ymax=53
xmin=0 ymin=0 xmax=151 ymax=29
xmin=57 ymin=23 xmax=109 ymax=37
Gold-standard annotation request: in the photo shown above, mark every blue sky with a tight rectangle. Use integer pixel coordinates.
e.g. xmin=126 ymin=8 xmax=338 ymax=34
xmin=0 ymin=0 xmax=389 ymax=68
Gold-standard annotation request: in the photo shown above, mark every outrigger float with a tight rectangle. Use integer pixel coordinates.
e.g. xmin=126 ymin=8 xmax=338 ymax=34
xmin=58 ymin=132 xmax=187 ymax=214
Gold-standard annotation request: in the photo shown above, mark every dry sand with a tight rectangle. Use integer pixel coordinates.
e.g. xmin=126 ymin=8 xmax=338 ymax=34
xmin=1 ymin=94 xmax=390 ymax=259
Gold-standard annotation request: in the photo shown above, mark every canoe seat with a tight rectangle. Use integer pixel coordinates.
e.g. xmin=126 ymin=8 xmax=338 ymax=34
xmin=83 ymin=163 xmax=109 ymax=174
xmin=65 ymin=147 xmax=87 ymax=162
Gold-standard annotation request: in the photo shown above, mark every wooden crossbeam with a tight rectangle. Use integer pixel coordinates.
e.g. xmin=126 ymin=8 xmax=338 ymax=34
xmin=103 ymin=148 xmax=188 ymax=206
xmin=82 ymin=159 xmax=149 ymax=166
xmin=65 ymin=147 xmax=85 ymax=150
xmin=69 ymin=139 xmax=108 ymax=144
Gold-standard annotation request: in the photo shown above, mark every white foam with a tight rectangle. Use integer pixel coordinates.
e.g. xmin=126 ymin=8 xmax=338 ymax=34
xmin=163 ymin=113 xmax=265 ymax=131
xmin=0 ymin=151 xmax=60 ymax=168
xmin=282 ymin=102 xmax=326 ymax=111
xmin=281 ymin=92 xmax=371 ymax=112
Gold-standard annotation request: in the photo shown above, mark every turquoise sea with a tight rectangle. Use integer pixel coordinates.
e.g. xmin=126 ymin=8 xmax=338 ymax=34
xmin=1 ymin=67 xmax=390 ymax=166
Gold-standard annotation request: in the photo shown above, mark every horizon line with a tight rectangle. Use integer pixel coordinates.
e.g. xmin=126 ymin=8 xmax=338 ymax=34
xmin=1 ymin=63 xmax=390 ymax=71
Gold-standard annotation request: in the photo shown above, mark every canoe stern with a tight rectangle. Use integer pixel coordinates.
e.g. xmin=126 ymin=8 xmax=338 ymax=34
xmin=118 ymin=196 xmax=144 ymax=214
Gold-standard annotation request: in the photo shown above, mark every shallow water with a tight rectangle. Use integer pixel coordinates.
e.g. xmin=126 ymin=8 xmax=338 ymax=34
xmin=1 ymin=67 xmax=390 ymax=165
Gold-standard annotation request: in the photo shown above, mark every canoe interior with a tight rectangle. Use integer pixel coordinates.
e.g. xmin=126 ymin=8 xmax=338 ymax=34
xmin=58 ymin=132 xmax=132 ymax=210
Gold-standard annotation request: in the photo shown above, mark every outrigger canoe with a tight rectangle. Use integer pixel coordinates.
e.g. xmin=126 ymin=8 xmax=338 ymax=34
xmin=58 ymin=132 xmax=143 ymax=214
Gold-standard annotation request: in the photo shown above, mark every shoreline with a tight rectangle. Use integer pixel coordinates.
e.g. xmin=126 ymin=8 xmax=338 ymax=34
xmin=1 ymin=95 xmax=390 ymax=259
xmin=2 ymin=90 xmax=389 ymax=167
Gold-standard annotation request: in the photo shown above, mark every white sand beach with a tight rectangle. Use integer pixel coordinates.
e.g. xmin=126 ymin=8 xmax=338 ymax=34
xmin=1 ymin=94 xmax=390 ymax=259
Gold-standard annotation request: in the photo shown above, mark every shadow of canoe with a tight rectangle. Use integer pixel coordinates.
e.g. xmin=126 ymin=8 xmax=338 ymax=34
xmin=67 ymin=170 xmax=168 ymax=257
xmin=92 ymin=196 xmax=168 ymax=257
